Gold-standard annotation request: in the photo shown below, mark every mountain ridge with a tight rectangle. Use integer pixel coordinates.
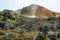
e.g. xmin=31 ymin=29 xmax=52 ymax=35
xmin=0 ymin=4 xmax=60 ymax=19
xmin=16 ymin=4 xmax=60 ymax=19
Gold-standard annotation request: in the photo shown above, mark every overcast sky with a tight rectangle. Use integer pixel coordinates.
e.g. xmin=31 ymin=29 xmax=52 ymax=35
xmin=0 ymin=0 xmax=60 ymax=13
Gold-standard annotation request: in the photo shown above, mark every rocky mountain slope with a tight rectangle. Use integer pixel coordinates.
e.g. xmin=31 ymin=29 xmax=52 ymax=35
xmin=0 ymin=4 xmax=60 ymax=40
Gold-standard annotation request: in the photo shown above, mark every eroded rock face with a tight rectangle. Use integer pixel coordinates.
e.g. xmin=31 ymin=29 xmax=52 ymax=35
xmin=16 ymin=4 xmax=60 ymax=19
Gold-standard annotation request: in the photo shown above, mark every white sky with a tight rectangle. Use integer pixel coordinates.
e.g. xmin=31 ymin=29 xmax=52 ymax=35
xmin=0 ymin=0 xmax=60 ymax=13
